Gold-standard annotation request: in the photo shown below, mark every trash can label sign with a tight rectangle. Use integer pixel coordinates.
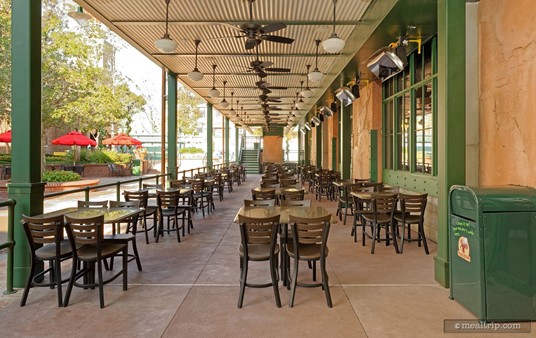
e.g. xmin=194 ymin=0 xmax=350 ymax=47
xmin=453 ymin=219 xmax=473 ymax=263
xmin=457 ymin=236 xmax=471 ymax=262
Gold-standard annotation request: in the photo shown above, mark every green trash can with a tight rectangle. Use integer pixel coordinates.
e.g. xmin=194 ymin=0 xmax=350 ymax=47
xmin=449 ymin=185 xmax=536 ymax=321
xmin=131 ymin=159 xmax=141 ymax=176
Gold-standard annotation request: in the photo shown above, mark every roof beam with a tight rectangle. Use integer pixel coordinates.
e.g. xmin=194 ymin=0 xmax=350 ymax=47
xmin=152 ymin=53 xmax=338 ymax=57
xmin=112 ymin=20 xmax=362 ymax=27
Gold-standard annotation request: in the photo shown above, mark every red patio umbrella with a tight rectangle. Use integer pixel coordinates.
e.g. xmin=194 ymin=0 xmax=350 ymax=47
xmin=52 ymin=131 xmax=96 ymax=147
xmin=102 ymin=133 xmax=142 ymax=146
xmin=0 ymin=130 xmax=11 ymax=143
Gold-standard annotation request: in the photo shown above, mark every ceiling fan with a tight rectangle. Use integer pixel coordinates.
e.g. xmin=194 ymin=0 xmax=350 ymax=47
xmin=219 ymin=0 xmax=294 ymax=50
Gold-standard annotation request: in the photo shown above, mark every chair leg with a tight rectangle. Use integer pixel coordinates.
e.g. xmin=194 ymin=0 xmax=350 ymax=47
xmin=371 ymin=222 xmax=377 ymax=254
xmin=320 ymin=257 xmax=332 ymax=308
xmin=20 ymin=258 xmax=36 ymax=307
xmin=237 ymin=257 xmax=248 ymax=308
xmin=55 ymin=256 xmax=64 ymax=307
xmin=269 ymin=255 xmax=281 ymax=308
xmin=63 ymin=257 xmax=78 ymax=307
xmin=312 ymin=261 xmax=317 ymax=281
xmin=97 ymin=260 xmax=105 ymax=309
xmin=122 ymin=247 xmax=128 ymax=291
xmin=156 ymin=216 xmax=163 ymax=243
xmin=400 ymin=222 xmax=406 ymax=253
xmin=420 ymin=222 xmax=430 ymax=255
xmin=132 ymin=239 xmax=142 ymax=271
xmin=288 ymin=256 xmax=299 ymax=307
xmin=143 ymin=216 xmax=149 ymax=245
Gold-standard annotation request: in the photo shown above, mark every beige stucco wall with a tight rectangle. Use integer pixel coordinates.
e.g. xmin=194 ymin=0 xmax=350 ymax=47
xmin=262 ymin=135 xmax=283 ymax=163
xmin=351 ymin=82 xmax=383 ymax=180
xmin=479 ymin=0 xmax=536 ymax=185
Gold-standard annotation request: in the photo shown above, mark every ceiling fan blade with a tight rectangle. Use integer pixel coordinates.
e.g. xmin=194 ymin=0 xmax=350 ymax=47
xmin=218 ymin=22 xmax=244 ymax=32
xmin=245 ymin=38 xmax=258 ymax=50
xmin=266 ymin=86 xmax=287 ymax=90
xmin=265 ymin=67 xmax=291 ymax=73
xmin=257 ymin=70 xmax=267 ymax=78
xmin=259 ymin=61 xmax=274 ymax=68
xmin=260 ymin=22 xmax=287 ymax=34
xmin=266 ymin=98 xmax=282 ymax=103
xmin=209 ymin=35 xmax=244 ymax=41
xmin=263 ymin=35 xmax=294 ymax=44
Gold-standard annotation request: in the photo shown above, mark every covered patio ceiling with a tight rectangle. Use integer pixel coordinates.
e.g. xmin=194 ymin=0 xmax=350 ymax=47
xmin=76 ymin=0 xmax=437 ymax=130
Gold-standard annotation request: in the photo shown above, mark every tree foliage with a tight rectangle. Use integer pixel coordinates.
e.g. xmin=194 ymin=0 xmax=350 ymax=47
xmin=177 ymin=86 xmax=203 ymax=135
xmin=0 ymin=0 xmax=146 ymax=134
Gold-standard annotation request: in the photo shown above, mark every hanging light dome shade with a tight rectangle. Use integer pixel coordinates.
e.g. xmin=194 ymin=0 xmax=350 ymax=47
xmin=188 ymin=69 xmax=203 ymax=81
xmin=155 ymin=0 xmax=177 ymax=53
xmin=209 ymin=88 xmax=220 ymax=98
xmin=308 ymin=69 xmax=324 ymax=83
xmin=156 ymin=34 xmax=178 ymax=53
xmin=322 ymin=35 xmax=345 ymax=53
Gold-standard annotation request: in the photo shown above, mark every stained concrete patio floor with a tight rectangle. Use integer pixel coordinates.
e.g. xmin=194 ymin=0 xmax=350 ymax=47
xmin=0 ymin=174 xmax=534 ymax=337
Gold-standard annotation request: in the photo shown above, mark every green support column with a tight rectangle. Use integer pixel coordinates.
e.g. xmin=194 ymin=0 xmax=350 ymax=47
xmin=370 ymin=130 xmax=378 ymax=182
xmin=435 ymin=0 xmax=466 ymax=287
xmin=9 ymin=0 xmax=45 ymax=287
xmin=224 ymin=117 xmax=230 ymax=165
xmin=167 ymin=72 xmax=178 ymax=179
xmin=304 ymin=125 xmax=310 ymax=165
xmin=298 ymin=128 xmax=303 ymax=165
xmin=341 ymin=104 xmax=352 ymax=179
xmin=206 ymin=103 xmax=213 ymax=169
xmin=235 ymin=126 xmax=239 ymax=163
xmin=315 ymin=122 xmax=322 ymax=168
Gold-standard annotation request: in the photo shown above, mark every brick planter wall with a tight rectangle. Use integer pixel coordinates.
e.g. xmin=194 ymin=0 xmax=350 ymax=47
xmin=82 ymin=164 xmax=112 ymax=178
xmin=0 ymin=179 xmax=100 ymax=199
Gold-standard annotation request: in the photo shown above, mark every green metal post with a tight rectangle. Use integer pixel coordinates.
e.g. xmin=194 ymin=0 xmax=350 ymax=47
xmin=167 ymin=72 xmax=178 ymax=179
xmin=298 ymin=128 xmax=303 ymax=165
xmin=224 ymin=117 xmax=230 ymax=165
xmin=370 ymin=130 xmax=378 ymax=182
xmin=9 ymin=0 xmax=45 ymax=288
xmin=341 ymin=104 xmax=352 ymax=179
xmin=304 ymin=127 xmax=310 ymax=165
xmin=435 ymin=0 xmax=466 ymax=288
xmin=331 ymin=138 xmax=336 ymax=171
xmin=315 ymin=122 xmax=322 ymax=169
xmin=235 ymin=126 xmax=239 ymax=163
xmin=206 ymin=103 xmax=213 ymax=169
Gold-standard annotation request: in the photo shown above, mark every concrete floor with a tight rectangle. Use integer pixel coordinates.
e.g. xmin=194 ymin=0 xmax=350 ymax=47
xmin=0 ymin=175 xmax=534 ymax=337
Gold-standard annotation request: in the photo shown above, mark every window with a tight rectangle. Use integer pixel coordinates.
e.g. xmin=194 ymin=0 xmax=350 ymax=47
xmin=383 ymin=37 xmax=437 ymax=175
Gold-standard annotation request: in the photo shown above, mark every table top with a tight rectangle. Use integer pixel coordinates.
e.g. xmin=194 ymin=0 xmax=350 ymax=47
xmin=234 ymin=206 xmax=336 ymax=224
xmin=332 ymin=180 xmax=354 ymax=187
xmin=33 ymin=207 xmax=142 ymax=223
xmin=252 ymin=187 xmax=305 ymax=195
xmin=66 ymin=207 xmax=142 ymax=223
xmin=350 ymin=191 xmax=397 ymax=200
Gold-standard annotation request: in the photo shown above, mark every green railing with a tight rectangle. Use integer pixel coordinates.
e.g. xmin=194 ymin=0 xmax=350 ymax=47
xmin=44 ymin=174 xmax=169 ymax=201
xmin=0 ymin=199 xmax=16 ymax=295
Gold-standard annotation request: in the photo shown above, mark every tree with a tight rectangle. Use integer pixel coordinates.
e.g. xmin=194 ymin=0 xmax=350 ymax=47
xmin=0 ymin=0 xmax=146 ymax=134
xmin=177 ymin=85 xmax=203 ymax=135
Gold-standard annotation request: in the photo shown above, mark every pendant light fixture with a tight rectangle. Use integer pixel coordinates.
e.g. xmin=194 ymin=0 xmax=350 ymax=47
xmin=208 ymin=64 xmax=220 ymax=97
xmin=220 ymin=80 xmax=230 ymax=108
xmin=187 ymin=39 xmax=204 ymax=81
xmin=304 ymin=122 xmax=312 ymax=130
xmin=308 ymin=40 xmax=324 ymax=82
xmin=295 ymin=92 xmax=306 ymax=110
xmin=322 ymin=0 xmax=345 ymax=53
xmin=301 ymin=65 xmax=313 ymax=98
xmin=68 ymin=6 xmax=92 ymax=22
xmin=155 ymin=0 xmax=178 ymax=53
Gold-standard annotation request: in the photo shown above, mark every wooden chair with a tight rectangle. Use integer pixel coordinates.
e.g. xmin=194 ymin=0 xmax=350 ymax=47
xmin=123 ymin=190 xmax=157 ymax=244
xmin=77 ymin=200 xmax=108 ymax=208
xmin=394 ymin=193 xmax=429 ymax=254
xmin=156 ymin=190 xmax=184 ymax=242
xmin=362 ymin=193 xmax=399 ymax=254
xmin=244 ymin=199 xmax=276 ymax=207
xmin=252 ymin=189 xmax=276 ymax=201
xmin=20 ymin=215 xmax=73 ymax=307
xmin=191 ymin=180 xmax=211 ymax=217
xmin=282 ymin=189 xmax=305 ymax=201
xmin=350 ymin=185 xmax=374 ymax=242
xmin=237 ymin=214 xmax=281 ymax=308
xmin=106 ymin=200 xmax=142 ymax=271
xmin=287 ymin=214 xmax=332 ymax=308
xmin=280 ymin=199 xmax=311 ymax=207
xmin=63 ymin=215 xmax=128 ymax=308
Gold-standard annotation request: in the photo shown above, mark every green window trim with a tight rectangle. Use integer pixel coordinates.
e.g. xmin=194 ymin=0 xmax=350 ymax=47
xmin=382 ymin=36 xmax=438 ymax=193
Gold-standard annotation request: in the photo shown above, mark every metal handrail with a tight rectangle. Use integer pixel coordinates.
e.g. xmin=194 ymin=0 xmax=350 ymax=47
xmin=0 ymin=199 xmax=17 ymax=295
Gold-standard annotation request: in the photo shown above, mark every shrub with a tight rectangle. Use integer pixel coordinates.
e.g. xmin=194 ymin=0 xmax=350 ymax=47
xmin=0 ymin=154 xmax=11 ymax=164
xmin=180 ymin=147 xmax=204 ymax=154
xmin=81 ymin=149 xmax=133 ymax=164
xmin=42 ymin=170 xmax=81 ymax=182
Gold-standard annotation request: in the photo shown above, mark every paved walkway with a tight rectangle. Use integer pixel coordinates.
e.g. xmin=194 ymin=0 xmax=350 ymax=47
xmin=0 ymin=175 xmax=533 ymax=337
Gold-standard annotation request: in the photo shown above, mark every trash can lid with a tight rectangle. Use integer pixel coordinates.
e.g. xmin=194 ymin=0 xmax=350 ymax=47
xmin=450 ymin=185 xmax=536 ymax=215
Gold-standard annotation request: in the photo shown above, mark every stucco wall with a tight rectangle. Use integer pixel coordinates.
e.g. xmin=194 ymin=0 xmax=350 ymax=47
xmin=262 ymin=136 xmax=283 ymax=163
xmin=351 ymin=82 xmax=383 ymax=180
xmin=479 ymin=0 xmax=536 ymax=185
